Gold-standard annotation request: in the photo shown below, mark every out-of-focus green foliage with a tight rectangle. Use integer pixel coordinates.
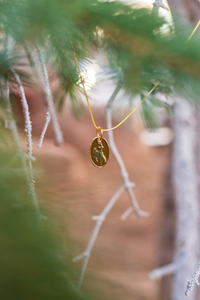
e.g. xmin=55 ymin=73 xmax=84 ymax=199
xmin=0 ymin=144 xmax=85 ymax=300
xmin=0 ymin=0 xmax=200 ymax=124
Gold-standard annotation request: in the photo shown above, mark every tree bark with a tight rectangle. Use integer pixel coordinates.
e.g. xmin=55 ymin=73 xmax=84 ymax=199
xmin=162 ymin=2 xmax=200 ymax=299
xmin=172 ymin=99 xmax=199 ymax=300
xmin=168 ymin=0 xmax=200 ymax=23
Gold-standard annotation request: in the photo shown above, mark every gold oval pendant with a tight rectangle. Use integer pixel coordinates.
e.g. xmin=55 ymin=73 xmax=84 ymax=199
xmin=90 ymin=137 xmax=109 ymax=168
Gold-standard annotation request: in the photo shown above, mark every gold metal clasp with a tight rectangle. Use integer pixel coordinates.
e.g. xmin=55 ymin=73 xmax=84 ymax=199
xmin=96 ymin=127 xmax=103 ymax=141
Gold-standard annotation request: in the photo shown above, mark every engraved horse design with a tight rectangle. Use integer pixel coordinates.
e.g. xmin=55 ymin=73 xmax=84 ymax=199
xmin=93 ymin=140 xmax=107 ymax=166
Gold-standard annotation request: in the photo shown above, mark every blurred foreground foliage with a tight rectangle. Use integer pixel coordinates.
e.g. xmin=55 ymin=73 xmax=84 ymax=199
xmin=0 ymin=139 xmax=85 ymax=300
xmin=0 ymin=0 xmax=200 ymax=119
xmin=0 ymin=2 xmax=199 ymax=297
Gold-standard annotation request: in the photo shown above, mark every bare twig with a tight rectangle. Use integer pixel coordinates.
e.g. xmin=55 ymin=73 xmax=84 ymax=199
xmin=106 ymin=86 xmax=149 ymax=220
xmin=73 ymin=185 xmax=125 ymax=288
xmin=149 ymin=262 xmax=177 ymax=279
xmin=35 ymin=44 xmax=63 ymax=147
xmin=186 ymin=260 xmax=200 ymax=296
xmin=152 ymin=0 xmax=169 ymax=14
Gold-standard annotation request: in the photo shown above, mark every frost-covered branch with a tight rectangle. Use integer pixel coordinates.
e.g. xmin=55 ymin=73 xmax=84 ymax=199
xmin=35 ymin=45 xmax=63 ymax=147
xmin=73 ymin=185 xmax=125 ymax=288
xmin=106 ymin=86 xmax=149 ymax=220
xmin=4 ymin=36 xmax=40 ymax=215
xmin=37 ymin=109 xmax=51 ymax=148
xmin=11 ymin=70 xmax=40 ymax=213
xmin=186 ymin=260 xmax=200 ymax=296
xmin=23 ymin=44 xmax=53 ymax=149
xmin=12 ymin=70 xmax=33 ymax=158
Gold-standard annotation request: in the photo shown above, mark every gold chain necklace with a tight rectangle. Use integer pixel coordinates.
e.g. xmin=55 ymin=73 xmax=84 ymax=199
xmin=72 ymin=19 xmax=200 ymax=168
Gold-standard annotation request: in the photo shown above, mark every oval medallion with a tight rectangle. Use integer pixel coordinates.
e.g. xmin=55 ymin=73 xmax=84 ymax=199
xmin=90 ymin=137 xmax=109 ymax=168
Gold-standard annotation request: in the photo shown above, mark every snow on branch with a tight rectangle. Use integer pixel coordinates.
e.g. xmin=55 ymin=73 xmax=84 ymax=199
xmin=185 ymin=260 xmax=200 ymax=296
xmin=35 ymin=44 xmax=63 ymax=147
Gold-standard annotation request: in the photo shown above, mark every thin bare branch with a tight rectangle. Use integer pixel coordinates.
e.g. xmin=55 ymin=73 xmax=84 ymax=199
xmin=106 ymin=86 xmax=149 ymax=220
xmin=37 ymin=109 xmax=51 ymax=149
xmin=73 ymin=185 xmax=125 ymax=288
xmin=149 ymin=263 xmax=177 ymax=280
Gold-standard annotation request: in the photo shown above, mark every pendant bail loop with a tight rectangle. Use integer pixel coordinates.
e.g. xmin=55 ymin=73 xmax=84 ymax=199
xmin=96 ymin=127 xmax=103 ymax=140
